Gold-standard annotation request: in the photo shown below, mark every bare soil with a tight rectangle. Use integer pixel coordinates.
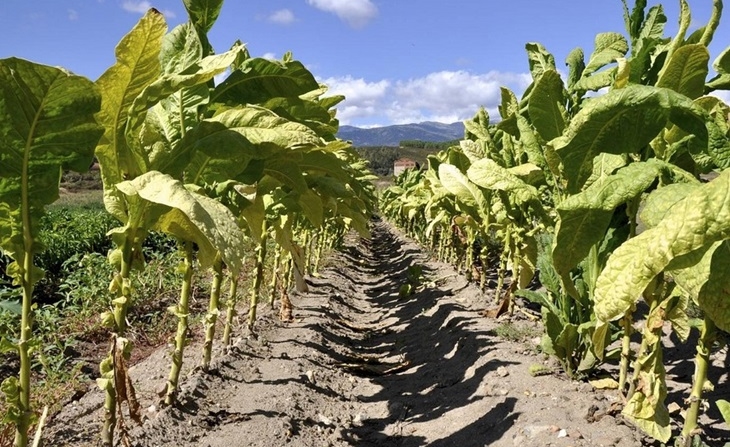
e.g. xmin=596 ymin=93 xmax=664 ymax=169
xmin=43 ymin=220 xmax=730 ymax=446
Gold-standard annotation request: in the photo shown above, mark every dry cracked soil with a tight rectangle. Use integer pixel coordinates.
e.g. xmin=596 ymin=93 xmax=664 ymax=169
xmin=43 ymin=219 xmax=730 ymax=447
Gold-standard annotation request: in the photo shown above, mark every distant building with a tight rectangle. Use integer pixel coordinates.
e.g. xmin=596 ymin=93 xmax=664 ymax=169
xmin=393 ymin=158 xmax=419 ymax=176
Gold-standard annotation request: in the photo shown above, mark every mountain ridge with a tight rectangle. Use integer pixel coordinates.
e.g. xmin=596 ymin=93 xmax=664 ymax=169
xmin=338 ymin=121 xmax=464 ymax=147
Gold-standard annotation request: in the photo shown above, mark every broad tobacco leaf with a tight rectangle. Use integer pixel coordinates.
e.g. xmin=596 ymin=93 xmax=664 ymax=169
xmin=95 ymin=9 xmax=167 ymax=220
xmin=554 ymin=85 xmax=707 ymax=193
xmin=466 ymin=158 xmax=540 ymax=205
xmin=116 ymin=171 xmax=245 ymax=275
xmin=552 ymin=160 xmax=664 ymax=280
xmin=594 ymin=169 xmax=730 ymax=325
xmin=212 ymin=58 xmax=320 ymax=106
xmin=0 ymin=58 xmax=103 ymax=284
xmin=656 ymin=44 xmax=709 ymax=100
xmin=528 ymin=69 xmax=567 ymax=142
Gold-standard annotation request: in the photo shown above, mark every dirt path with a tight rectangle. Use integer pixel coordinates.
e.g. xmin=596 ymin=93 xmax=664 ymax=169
xmin=44 ymin=220 xmax=727 ymax=446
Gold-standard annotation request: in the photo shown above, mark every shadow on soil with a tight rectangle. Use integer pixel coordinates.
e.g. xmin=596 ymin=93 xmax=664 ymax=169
xmin=304 ymin=221 xmax=519 ymax=445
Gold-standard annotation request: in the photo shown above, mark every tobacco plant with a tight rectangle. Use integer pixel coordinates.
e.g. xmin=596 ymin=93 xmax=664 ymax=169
xmin=0 ymin=58 xmax=103 ymax=447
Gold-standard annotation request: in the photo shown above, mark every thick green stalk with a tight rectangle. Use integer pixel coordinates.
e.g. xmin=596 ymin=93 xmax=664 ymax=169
xmin=201 ymin=255 xmax=223 ymax=371
xmin=270 ymin=248 xmax=282 ymax=309
xmin=221 ymin=274 xmax=239 ymax=346
xmin=314 ymin=225 xmax=329 ymax=275
xmin=165 ymin=241 xmax=194 ymax=406
xmin=283 ymin=256 xmax=293 ymax=294
xmin=14 ymin=251 xmax=33 ymax=447
xmin=618 ymin=311 xmax=632 ymax=395
xmin=680 ymin=317 xmax=717 ymax=446
xmin=248 ymin=224 xmax=269 ymax=333
xmin=101 ymin=237 xmax=134 ymax=447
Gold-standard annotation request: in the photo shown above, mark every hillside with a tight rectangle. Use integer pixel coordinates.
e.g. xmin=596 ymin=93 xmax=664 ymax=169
xmin=338 ymin=121 xmax=464 ymax=146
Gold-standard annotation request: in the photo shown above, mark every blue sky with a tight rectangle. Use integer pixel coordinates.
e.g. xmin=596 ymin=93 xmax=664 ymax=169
xmin=1 ymin=0 xmax=728 ymax=127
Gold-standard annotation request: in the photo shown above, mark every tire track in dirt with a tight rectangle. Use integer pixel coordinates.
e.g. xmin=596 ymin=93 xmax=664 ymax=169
xmin=44 ymin=219 xmax=648 ymax=447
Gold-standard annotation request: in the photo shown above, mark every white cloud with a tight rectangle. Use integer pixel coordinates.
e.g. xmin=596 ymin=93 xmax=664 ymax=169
xmin=267 ymin=9 xmax=296 ymax=25
xmin=261 ymin=52 xmax=278 ymax=60
xmin=306 ymin=0 xmax=377 ymax=28
xmin=68 ymin=9 xmax=79 ymax=20
xmin=321 ymin=71 xmax=532 ymax=126
xmin=121 ymin=1 xmax=176 ymax=18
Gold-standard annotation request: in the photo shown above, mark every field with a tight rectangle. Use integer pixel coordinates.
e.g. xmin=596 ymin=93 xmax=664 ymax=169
xmin=32 ymin=220 xmax=728 ymax=447
xmin=3 ymin=0 xmax=730 ymax=446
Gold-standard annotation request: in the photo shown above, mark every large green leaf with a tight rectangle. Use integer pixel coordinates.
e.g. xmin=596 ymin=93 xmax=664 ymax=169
xmin=697 ymin=242 xmax=730 ymax=331
xmin=160 ymin=22 xmax=202 ymax=75
xmin=182 ymin=0 xmax=223 ymax=34
xmin=182 ymin=0 xmax=224 ymax=55
xmin=706 ymin=46 xmax=730 ymax=90
xmin=594 ymin=169 xmax=730 ymax=324
xmin=525 ymin=43 xmax=556 ymax=81
xmin=466 ymin=158 xmax=540 ymax=205
xmin=656 ymin=44 xmax=709 ymax=99
xmin=438 ymin=163 xmax=486 ymax=212
xmin=212 ymin=58 xmax=320 ymax=106
xmin=0 ymin=58 xmax=102 ymax=281
xmin=95 ymin=10 xmax=167 ymax=219
xmin=554 ymin=85 xmax=707 ymax=192
xmin=528 ymin=69 xmax=567 ymax=141
xmin=116 ymin=171 xmax=245 ymax=275
xmin=565 ymin=48 xmax=585 ymax=90
xmin=552 ymin=161 xmax=663 ymax=280
xmin=182 ymin=107 xmax=321 ymax=184
xmin=584 ymin=32 xmax=629 ymax=75
xmin=128 ymin=44 xmax=245 ymax=142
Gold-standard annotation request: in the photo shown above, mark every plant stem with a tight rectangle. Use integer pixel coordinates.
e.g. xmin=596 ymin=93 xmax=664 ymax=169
xmin=222 ymin=274 xmax=239 ymax=346
xmin=700 ymin=0 xmax=723 ymax=47
xmin=248 ymin=224 xmax=269 ymax=334
xmin=165 ymin=241 xmax=194 ymax=406
xmin=270 ymin=248 xmax=282 ymax=309
xmin=101 ymin=238 xmax=134 ymax=446
xmin=201 ymin=254 xmax=223 ymax=371
xmin=619 ymin=311 xmax=632 ymax=396
xmin=14 ymin=250 xmax=33 ymax=447
xmin=680 ymin=317 xmax=717 ymax=446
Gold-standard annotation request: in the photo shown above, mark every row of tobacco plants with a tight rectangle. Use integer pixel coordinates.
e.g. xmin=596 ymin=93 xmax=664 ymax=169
xmin=0 ymin=0 xmax=377 ymax=446
xmin=382 ymin=0 xmax=730 ymax=445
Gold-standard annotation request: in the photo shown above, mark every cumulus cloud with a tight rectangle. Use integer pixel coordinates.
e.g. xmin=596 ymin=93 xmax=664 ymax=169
xmin=321 ymin=71 xmax=532 ymax=126
xmin=121 ymin=1 xmax=176 ymax=18
xmin=268 ymin=9 xmax=296 ymax=25
xmin=306 ymin=0 xmax=377 ymax=28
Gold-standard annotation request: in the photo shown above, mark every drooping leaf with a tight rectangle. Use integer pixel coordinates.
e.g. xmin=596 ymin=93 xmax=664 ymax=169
xmin=552 ymin=161 xmax=663 ymax=280
xmin=438 ymin=163 xmax=486 ymax=211
xmin=594 ymin=169 xmax=730 ymax=324
xmin=212 ymin=58 xmax=320 ymax=106
xmin=584 ymin=32 xmax=629 ymax=76
xmin=466 ymin=158 xmax=540 ymax=205
xmin=116 ymin=171 xmax=245 ymax=275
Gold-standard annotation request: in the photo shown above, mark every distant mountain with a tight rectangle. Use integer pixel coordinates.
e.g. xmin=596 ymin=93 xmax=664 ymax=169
xmin=338 ymin=121 xmax=464 ymax=147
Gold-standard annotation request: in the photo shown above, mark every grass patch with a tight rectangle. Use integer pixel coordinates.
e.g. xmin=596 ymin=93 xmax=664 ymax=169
xmin=490 ymin=321 xmax=542 ymax=343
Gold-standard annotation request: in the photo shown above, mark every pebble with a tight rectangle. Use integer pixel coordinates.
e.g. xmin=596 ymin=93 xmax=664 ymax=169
xmin=557 ymin=429 xmax=568 ymax=438
xmin=496 ymin=366 xmax=509 ymax=377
